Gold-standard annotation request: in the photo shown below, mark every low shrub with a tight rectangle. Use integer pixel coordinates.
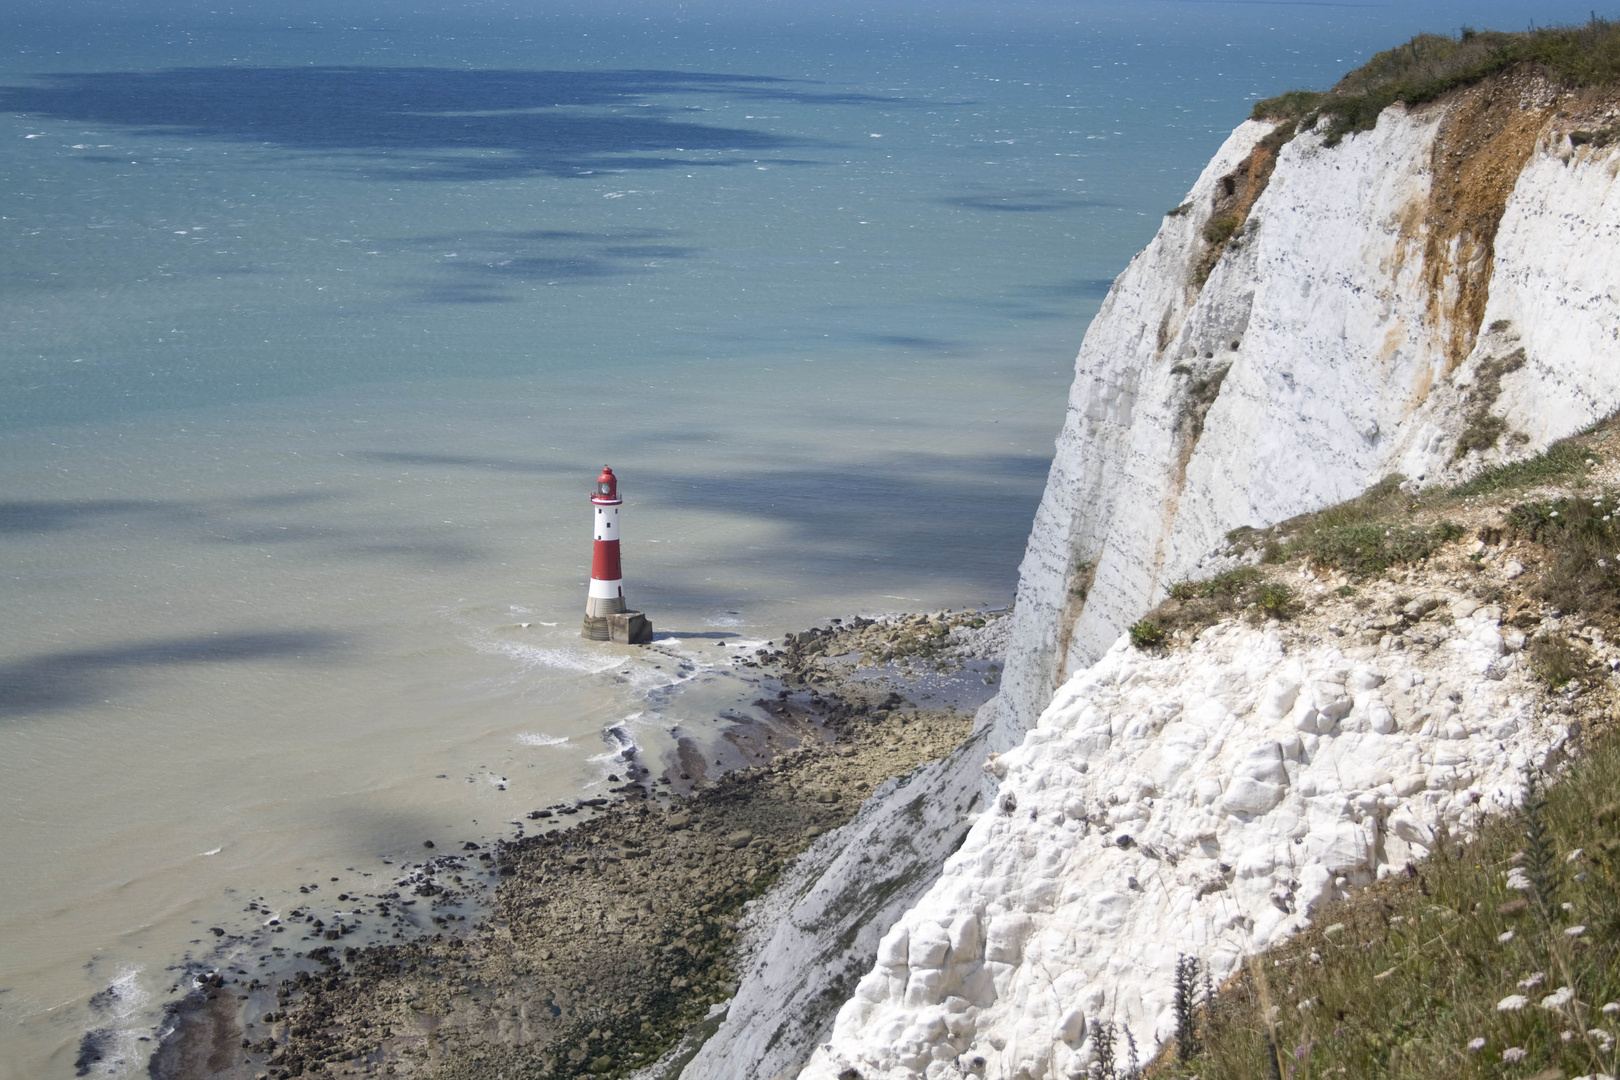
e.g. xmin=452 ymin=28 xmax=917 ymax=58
xmin=1202 ymin=215 xmax=1241 ymax=245
xmin=1128 ymin=620 xmax=1164 ymax=649
xmin=1507 ymin=493 xmax=1620 ymax=619
xmin=1529 ymin=634 xmax=1585 ymax=688
xmin=1255 ymin=582 xmax=1294 ymax=618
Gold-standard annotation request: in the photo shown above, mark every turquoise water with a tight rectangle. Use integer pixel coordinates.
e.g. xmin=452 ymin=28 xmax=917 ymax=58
xmin=0 ymin=1 xmax=1601 ymax=1074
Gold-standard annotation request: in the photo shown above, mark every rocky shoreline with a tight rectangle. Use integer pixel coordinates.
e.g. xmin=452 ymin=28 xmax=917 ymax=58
xmin=147 ymin=610 xmax=1005 ymax=1080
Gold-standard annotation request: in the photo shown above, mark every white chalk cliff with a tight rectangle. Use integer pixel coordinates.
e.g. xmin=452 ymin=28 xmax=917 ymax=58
xmin=683 ymin=76 xmax=1620 ymax=1080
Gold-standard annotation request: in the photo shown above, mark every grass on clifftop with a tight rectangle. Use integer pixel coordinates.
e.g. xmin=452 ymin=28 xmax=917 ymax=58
xmin=1252 ymin=17 xmax=1620 ymax=144
xmin=1156 ymin=738 xmax=1620 ymax=1080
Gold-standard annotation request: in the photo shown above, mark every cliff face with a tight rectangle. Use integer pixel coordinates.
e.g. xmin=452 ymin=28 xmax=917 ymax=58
xmin=684 ymin=75 xmax=1620 ymax=1080
xmin=992 ymin=74 xmax=1620 ymax=751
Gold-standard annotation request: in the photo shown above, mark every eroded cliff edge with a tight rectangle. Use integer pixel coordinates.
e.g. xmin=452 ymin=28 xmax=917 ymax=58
xmin=994 ymin=72 xmax=1620 ymax=750
xmin=688 ymin=68 xmax=1620 ymax=1080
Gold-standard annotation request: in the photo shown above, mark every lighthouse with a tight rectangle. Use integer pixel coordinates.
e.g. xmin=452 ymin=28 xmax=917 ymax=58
xmin=582 ymin=466 xmax=652 ymax=644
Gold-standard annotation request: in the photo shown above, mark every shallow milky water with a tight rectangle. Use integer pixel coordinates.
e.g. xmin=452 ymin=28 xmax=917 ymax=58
xmin=0 ymin=1 xmax=1599 ymax=1074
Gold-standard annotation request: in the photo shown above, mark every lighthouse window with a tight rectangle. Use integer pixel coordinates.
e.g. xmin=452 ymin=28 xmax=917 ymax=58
xmin=597 ymin=482 xmax=612 ymax=495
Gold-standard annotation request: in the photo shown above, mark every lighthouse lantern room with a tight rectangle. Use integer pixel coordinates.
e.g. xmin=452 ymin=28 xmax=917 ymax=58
xmin=581 ymin=466 xmax=652 ymax=644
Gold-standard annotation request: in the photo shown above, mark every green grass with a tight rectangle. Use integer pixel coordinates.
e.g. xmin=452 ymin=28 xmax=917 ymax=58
xmin=1148 ymin=567 xmax=1296 ymax=643
xmin=1295 ymin=520 xmax=1466 ymax=577
xmin=1251 ymin=18 xmax=1620 ymax=144
xmin=1129 ymin=620 xmax=1165 ymax=649
xmin=1450 ymin=440 xmax=1595 ymax=498
xmin=1506 ymin=491 xmax=1620 ymax=622
xmin=1170 ymin=739 xmax=1620 ymax=1080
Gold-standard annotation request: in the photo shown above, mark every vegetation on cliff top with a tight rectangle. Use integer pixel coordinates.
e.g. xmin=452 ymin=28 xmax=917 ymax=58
xmin=1253 ymin=17 xmax=1620 ymax=144
xmin=1158 ymin=737 xmax=1620 ymax=1080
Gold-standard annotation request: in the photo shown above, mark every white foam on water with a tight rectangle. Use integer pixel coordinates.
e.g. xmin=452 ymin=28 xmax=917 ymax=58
xmin=479 ymin=637 xmax=623 ymax=675
xmin=197 ymin=846 xmax=222 ymax=857
xmin=78 ymin=965 xmax=152 ymax=1078
xmin=516 ymin=732 xmax=569 ymax=747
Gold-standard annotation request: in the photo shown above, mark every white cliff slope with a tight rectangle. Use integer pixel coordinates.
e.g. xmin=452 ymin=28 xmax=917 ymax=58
xmin=801 ymin=592 xmax=1567 ymax=1080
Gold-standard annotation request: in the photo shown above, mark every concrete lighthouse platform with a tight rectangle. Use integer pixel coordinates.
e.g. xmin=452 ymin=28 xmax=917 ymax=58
xmin=583 ymin=608 xmax=654 ymax=644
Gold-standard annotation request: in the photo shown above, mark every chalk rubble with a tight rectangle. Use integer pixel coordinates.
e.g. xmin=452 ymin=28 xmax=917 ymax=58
xmin=801 ymin=606 xmax=1566 ymax=1080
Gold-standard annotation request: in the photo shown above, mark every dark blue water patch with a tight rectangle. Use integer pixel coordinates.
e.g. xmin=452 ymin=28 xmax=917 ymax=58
xmin=0 ymin=492 xmax=483 ymax=566
xmin=858 ymin=333 xmax=967 ymax=353
xmin=350 ymin=451 xmax=558 ymax=473
xmin=940 ymin=191 xmax=1111 ymax=214
xmin=0 ymin=630 xmax=346 ymax=715
xmin=0 ymin=498 xmax=176 ymax=534
xmin=1020 ymin=278 xmax=1118 ymax=301
xmin=385 ymin=228 xmax=703 ymax=301
xmin=0 ymin=66 xmax=896 ymax=180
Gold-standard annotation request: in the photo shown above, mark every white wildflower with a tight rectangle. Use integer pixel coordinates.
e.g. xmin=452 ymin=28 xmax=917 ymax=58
xmin=1589 ymin=1029 xmax=1616 ymax=1052
xmin=1505 ymin=868 xmax=1533 ymax=891
xmin=1603 ymin=1002 xmax=1620 ymax=1017
xmin=1542 ymin=986 xmax=1576 ymax=1010
xmin=1498 ymin=994 xmax=1530 ymax=1012
xmin=1567 ymin=848 xmax=1585 ymax=862
xmin=1502 ymin=1047 xmax=1527 ymax=1063
xmin=1467 ymin=1037 xmax=1486 ymax=1052
xmin=1519 ymin=972 xmax=1546 ymax=990
xmin=1498 ymin=930 xmax=1516 ymax=943
xmin=1566 ymin=925 xmax=1587 ymax=938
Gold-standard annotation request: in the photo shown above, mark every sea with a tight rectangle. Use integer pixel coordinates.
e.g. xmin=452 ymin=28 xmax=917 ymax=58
xmin=0 ymin=0 xmax=1599 ymax=1074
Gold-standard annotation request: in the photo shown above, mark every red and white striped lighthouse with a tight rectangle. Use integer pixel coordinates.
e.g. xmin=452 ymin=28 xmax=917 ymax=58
xmin=582 ymin=466 xmax=652 ymax=643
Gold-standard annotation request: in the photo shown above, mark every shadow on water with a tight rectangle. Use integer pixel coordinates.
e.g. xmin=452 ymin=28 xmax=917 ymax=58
xmin=0 ymin=494 xmax=484 ymax=565
xmin=0 ymin=630 xmax=345 ymax=715
xmin=0 ymin=67 xmax=897 ymax=179
xmin=344 ymin=447 xmax=1052 ymax=599
xmin=640 ymin=452 xmax=1051 ymax=577
xmin=381 ymin=228 xmax=706 ymax=302
xmin=940 ymin=191 xmax=1110 ymax=214
xmin=0 ymin=499 xmax=179 ymax=534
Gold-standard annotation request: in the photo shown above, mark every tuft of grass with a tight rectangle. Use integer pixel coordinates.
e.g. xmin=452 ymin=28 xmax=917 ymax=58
xmin=1173 ymin=732 xmax=1620 ymax=1080
xmin=1529 ymin=634 xmax=1586 ymax=688
xmin=1129 ymin=620 xmax=1164 ymax=650
xmin=1250 ymin=18 xmax=1620 ymax=145
xmin=1255 ymin=582 xmax=1294 ymax=618
xmin=1202 ymin=215 xmax=1241 ymax=245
